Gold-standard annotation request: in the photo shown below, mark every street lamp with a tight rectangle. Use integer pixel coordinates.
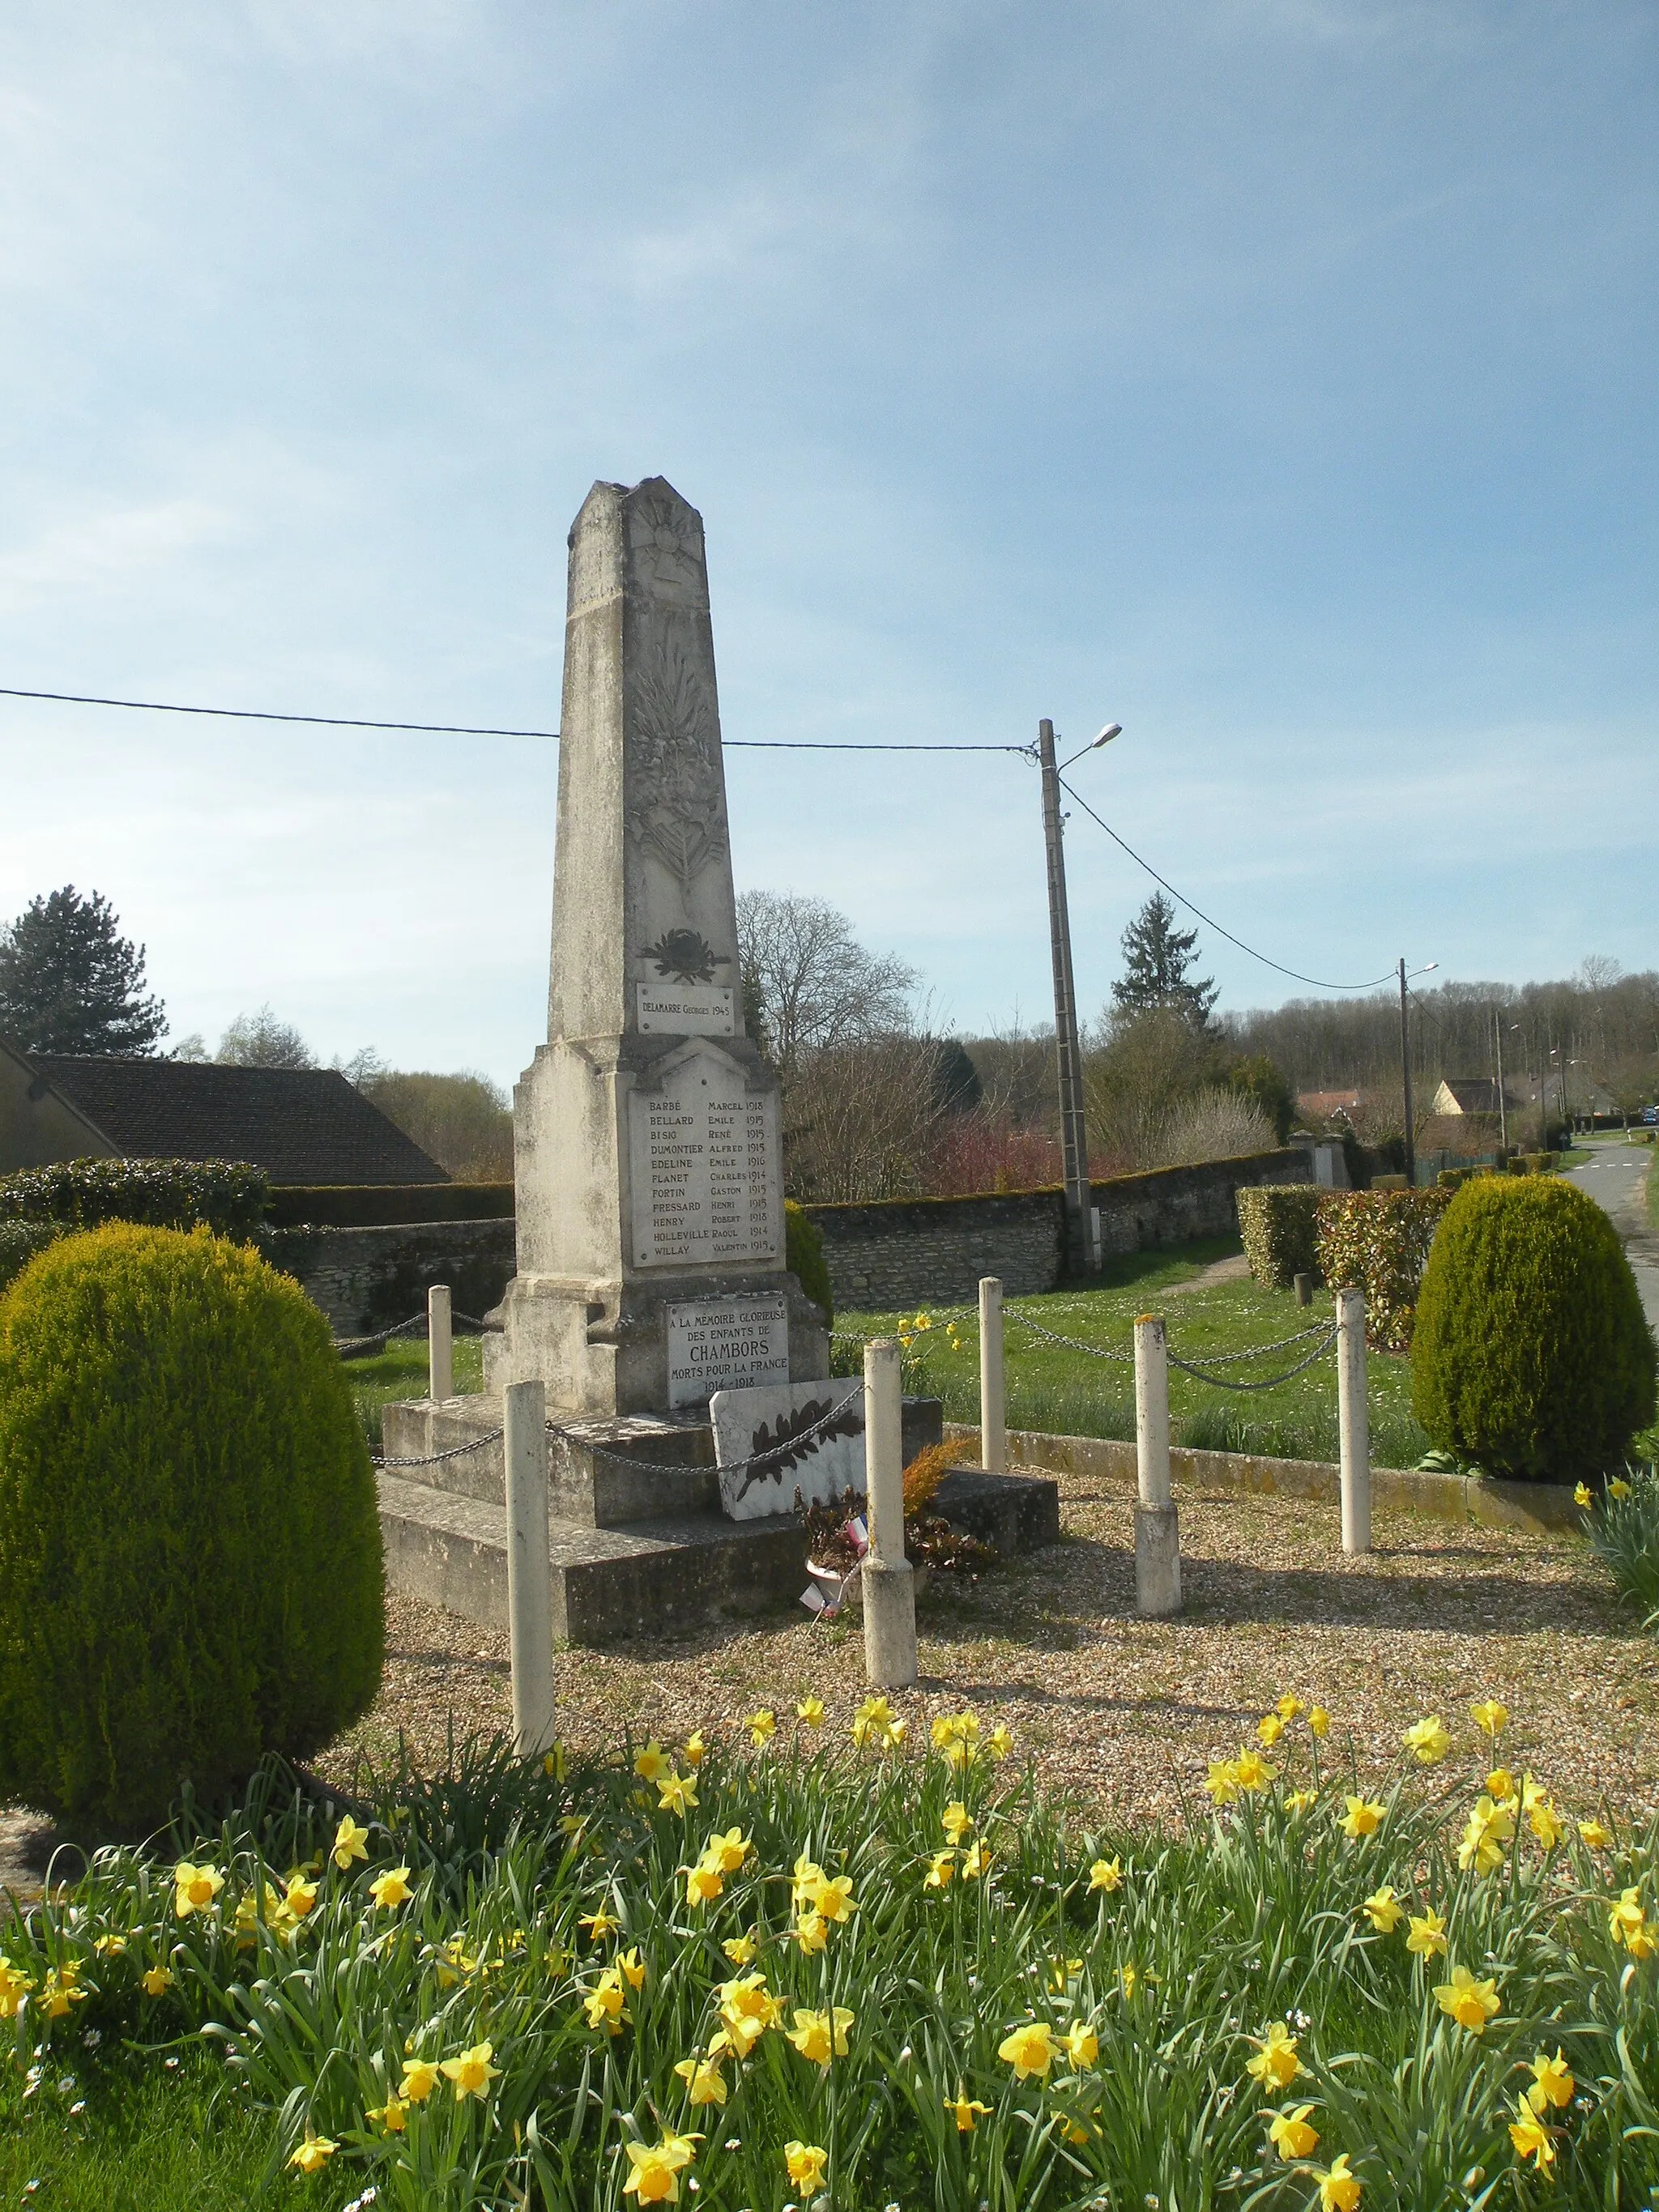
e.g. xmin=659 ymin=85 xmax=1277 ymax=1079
xmin=1397 ymin=959 xmax=1438 ymax=1186
xmin=1037 ymin=718 xmax=1120 ymax=1273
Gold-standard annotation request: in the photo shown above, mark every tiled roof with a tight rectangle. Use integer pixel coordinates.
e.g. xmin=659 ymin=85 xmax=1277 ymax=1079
xmin=27 ymin=1056 xmax=449 ymax=1187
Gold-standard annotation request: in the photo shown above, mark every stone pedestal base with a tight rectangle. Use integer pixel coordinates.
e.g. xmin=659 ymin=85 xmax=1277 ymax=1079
xmin=1134 ymin=1502 xmax=1183 ymax=1617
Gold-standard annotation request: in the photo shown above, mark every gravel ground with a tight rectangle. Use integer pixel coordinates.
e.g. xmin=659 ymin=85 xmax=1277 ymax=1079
xmin=316 ymin=1464 xmax=1659 ymax=1832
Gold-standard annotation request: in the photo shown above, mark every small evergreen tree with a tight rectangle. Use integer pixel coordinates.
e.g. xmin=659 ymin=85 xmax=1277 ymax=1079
xmin=1110 ymin=893 xmax=1217 ymax=1029
xmin=0 ymin=886 xmax=167 ymax=1055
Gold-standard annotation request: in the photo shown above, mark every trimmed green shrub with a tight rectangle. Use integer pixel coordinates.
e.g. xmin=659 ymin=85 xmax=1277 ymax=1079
xmin=0 ymin=1224 xmax=383 ymax=1827
xmin=1410 ymin=1177 xmax=1657 ymax=1483
xmin=1315 ymin=1188 xmax=1452 ymax=1353
xmin=786 ymin=1199 xmax=834 ymax=1328
xmin=0 ymin=1157 xmax=269 ymax=1238
xmin=0 ymin=1221 xmax=61 ymax=1297
xmin=1235 ymin=1185 xmax=1321 ymax=1289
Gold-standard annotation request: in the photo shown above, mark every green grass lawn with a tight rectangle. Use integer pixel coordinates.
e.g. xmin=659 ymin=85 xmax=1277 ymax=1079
xmin=837 ymin=1235 xmax=1431 ymax=1470
xmin=343 ymin=1333 xmax=484 ymax=1448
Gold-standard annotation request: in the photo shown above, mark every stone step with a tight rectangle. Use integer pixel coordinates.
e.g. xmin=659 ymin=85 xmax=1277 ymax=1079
xmin=377 ymin=1473 xmax=809 ymax=1646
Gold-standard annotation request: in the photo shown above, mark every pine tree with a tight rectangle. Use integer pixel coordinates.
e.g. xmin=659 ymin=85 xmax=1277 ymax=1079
xmin=1110 ymin=892 xmax=1217 ymax=1029
xmin=0 ymin=886 xmax=167 ymax=1055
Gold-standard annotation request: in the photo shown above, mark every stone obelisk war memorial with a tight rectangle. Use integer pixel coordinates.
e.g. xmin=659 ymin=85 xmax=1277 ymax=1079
xmin=379 ymin=477 xmax=966 ymax=1642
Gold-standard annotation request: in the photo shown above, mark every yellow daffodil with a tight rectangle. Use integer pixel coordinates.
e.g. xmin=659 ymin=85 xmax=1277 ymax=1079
xmin=283 ymin=1873 xmax=319 ymax=1919
xmin=288 ymin=2132 xmax=336 ymax=2175
xmin=997 ymin=2019 xmax=1059 ymax=2078
xmin=1457 ymin=1795 xmax=1515 ymax=1875
xmin=1405 ymin=1907 xmax=1448 ymax=1959
xmin=399 ymin=2056 xmax=440 ymax=2103
xmin=1528 ymin=2048 xmax=1574 ymax=2111
xmin=1246 ymin=2021 xmax=1302 ymax=2091
xmin=1063 ymin=2020 xmax=1099 ymax=2068
xmin=624 ymin=2131 xmax=701 ymax=2204
xmin=1204 ymin=1758 xmax=1241 ymax=1805
xmin=1286 ymin=1788 xmax=1319 ymax=1813
xmin=1090 ymin=1856 xmax=1124 ymax=1892
xmin=1574 ymin=1481 xmax=1594 ymax=1508
xmin=1120 ymin=1963 xmax=1139 ymax=1999
xmin=173 ymin=1860 xmax=224 ymax=1917
xmin=618 ymin=1946 xmax=646 ymax=1991
xmin=579 ymin=1904 xmax=621 ymax=1941
xmin=790 ymin=1852 xmax=825 ymax=1907
xmin=674 ymin=2055 xmax=727 ymax=2106
xmin=683 ymin=1730 xmax=706 ymax=1767
xmin=543 ymin=1740 xmax=568 ymax=1779
xmin=658 ymin=1770 xmax=698 ymax=1815
xmin=816 ymin=1874 xmax=857 ymax=1922
xmin=1339 ymin=1796 xmax=1384 ymax=1840
xmin=331 ymin=1815 xmax=370 ymax=1870
xmin=942 ymin=1800 xmax=974 ymax=1843
xmin=1277 ymin=1693 xmax=1306 ymax=1722
xmin=853 ymin=1694 xmax=898 ymax=1748
xmin=1362 ymin=1885 xmax=1404 ymax=1933
xmin=1578 ymin=1818 xmax=1613 ymax=1850
xmin=1312 ymin=2151 xmax=1361 ymax=2210
xmin=795 ymin=1911 xmax=829 ymax=1954
xmin=140 ymin=1964 xmax=172 ymax=1998
xmin=796 ymin=1696 xmax=825 ymax=1728
xmin=92 ymin=1933 xmax=126 ymax=1957
xmin=945 ymin=2091 xmax=991 ymax=2132
xmin=925 ymin=1850 xmax=957 ymax=1889
xmin=1268 ymin=2103 xmax=1320 ymax=2160
xmin=1047 ymin=1957 xmax=1082 ymax=1992
xmin=1485 ymin=1767 xmax=1518 ymax=1805
xmin=366 ymin=2094 xmax=409 ymax=2133
xmin=1402 ymin=1715 xmax=1451 ymax=1764
xmin=39 ymin=1966 xmax=86 ymax=2018
xmin=721 ymin=1931 xmax=756 ymax=1966
xmin=1610 ymin=1886 xmax=1655 ymax=1956
xmin=368 ymin=1865 xmax=413 ymax=1911
xmin=1508 ymin=2093 xmax=1555 ymax=2170
xmin=1469 ymin=1698 xmax=1508 ymax=1737
xmin=685 ymin=1861 xmax=724 ymax=1907
xmin=987 ymin=1721 xmax=1014 ymax=1761
xmin=1309 ymin=1706 xmax=1331 ymax=1738
xmin=784 ymin=2142 xmax=829 ymax=2193
xmin=583 ymin=1971 xmax=629 ymax=2034
xmin=716 ymin=1971 xmax=780 ymax=2056
xmin=1234 ymin=1747 xmax=1273 ymax=1792
xmin=745 ymin=1708 xmax=775 ymax=1746
xmin=1609 ymin=1477 xmax=1634 ymax=1500
xmin=1526 ymin=1790 xmax=1565 ymax=1850
xmin=1257 ymin=1712 xmax=1285 ymax=1746
xmin=441 ymin=2041 xmax=500 ymax=2100
xmin=962 ymin=1839 xmax=992 ymax=1881
xmin=1433 ymin=1964 xmax=1501 ymax=2033
xmin=0 ymin=1963 xmax=32 ymax=2018
xmin=787 ymin=2005 xmax=854 ymax=2065
xmin=633 ymin=1741 xmax=673 ymax=1784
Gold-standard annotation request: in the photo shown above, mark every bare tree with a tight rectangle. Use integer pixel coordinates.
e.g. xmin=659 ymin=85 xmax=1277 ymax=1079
xmin=217 ymin=1005 xmax=314 ymax=1068
xmin=736 ymin=891 xmax=915 ymax=1077
xmin=783 ymin=1034 xmax=946 ymax=1202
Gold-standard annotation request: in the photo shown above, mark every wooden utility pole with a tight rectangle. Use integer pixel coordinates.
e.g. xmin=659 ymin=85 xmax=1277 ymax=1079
xmin=1038 ymin=719 xmax=1094 ymax=1272
xmin=1397 ymin=957 xmax=1416 ymax=1187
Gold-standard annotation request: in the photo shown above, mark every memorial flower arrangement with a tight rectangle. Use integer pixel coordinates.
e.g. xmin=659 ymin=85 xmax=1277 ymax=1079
xmin=2 ymin=1698 xmax=1655 ymax=2210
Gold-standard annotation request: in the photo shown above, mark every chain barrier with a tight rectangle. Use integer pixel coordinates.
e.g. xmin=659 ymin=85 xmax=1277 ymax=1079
xmin=1003 ymin=1311 xmax=1134 ymax=1363
xmin=372 ymin=1427 xmax=504 ymax=1469
xmin=1166 ymin=1326 xmax=1338 ymax=1392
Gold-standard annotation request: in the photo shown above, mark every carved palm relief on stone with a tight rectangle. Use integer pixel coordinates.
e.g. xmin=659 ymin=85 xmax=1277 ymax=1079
xmin=628 ymin=637 xmax=728 ymax=891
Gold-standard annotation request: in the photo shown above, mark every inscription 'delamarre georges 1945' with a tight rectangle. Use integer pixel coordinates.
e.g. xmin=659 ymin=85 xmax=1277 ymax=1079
xmin=627 ymin=1048 xmax=783 ymax=1268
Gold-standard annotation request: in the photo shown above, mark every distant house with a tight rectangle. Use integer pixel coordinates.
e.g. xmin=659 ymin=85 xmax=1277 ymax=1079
xmin=1431 ymin=1077 xmax=1512 ymax=1117
xmin=0 ymin=1042 xmax=448 ymax=1186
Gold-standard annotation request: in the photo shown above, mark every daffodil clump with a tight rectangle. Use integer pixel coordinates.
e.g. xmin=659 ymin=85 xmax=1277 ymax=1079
xmin=1 ymin=1696 xmax=1656 ymax=2209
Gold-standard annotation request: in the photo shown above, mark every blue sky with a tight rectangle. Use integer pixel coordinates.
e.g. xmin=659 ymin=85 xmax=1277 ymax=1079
xmin=1 ymin=0 xmax=1654 ymax=1085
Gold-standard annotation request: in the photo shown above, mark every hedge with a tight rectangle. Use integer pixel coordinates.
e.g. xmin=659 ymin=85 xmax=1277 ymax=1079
xmin=266 ymin=1183 xmax=514 ymax=1228
xmin=1235 ymin=1186 xmax=1321 ymax=1289
xmin=0 ymin=1158 xmax=269 ymax=1239
xmin=1314 ymin=1187 xmax=1453 ymax=1353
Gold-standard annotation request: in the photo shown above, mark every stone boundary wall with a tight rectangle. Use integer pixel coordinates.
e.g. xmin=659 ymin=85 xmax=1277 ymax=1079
xmin=800 ymin=1149 xmax=1310 ymax=1311
xmin=277 ymin=1149 xmax=1311 ymax=1337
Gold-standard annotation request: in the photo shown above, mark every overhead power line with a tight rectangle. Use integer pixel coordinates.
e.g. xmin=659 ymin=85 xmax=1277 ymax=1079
xmin=0 ymin=684 xmax=1025 ymax=752
xmin=1057 ymin=774 xmax=1397 ymax=995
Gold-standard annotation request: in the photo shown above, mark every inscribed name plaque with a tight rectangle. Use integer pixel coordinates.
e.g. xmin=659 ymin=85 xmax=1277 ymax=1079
xmin=628 ymin=1041 xmax=783 ymax=1268
xmin=666 ymin=1294 xmax=789 ymax=1409
xmin=636 ymin=982 xmax=735 ymax=1036
xmin=710 ymin=1376 xmax=867 ymax=1520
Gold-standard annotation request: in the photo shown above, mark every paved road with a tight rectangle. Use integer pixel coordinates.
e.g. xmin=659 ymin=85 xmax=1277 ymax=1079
xmin=1563 ymin=1140 xmax=1659 ymax=1332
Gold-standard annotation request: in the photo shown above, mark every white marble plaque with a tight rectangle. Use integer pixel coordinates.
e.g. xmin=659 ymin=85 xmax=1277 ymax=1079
xmin=628 ymin=1043 xmax=783 ymax=1268
xmin=667 ymin=1294 xmax=789 ymax=1409
xmin=637 ymin=982 xmax=735 ymax=1036
xmin=710 ymin=1376 xmax=867 ymax=1520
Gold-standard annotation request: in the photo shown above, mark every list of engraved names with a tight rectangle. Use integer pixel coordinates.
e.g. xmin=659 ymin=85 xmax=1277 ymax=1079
xmin=629 ymin=1053 xmax=782 ymax=1267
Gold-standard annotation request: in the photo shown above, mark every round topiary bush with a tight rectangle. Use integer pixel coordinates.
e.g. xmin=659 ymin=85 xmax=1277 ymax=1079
xmin=1410 ymin=1176 xmax=1657 ymax=1483
xmin=0 ymin=1224 xmax=384 ymax=1828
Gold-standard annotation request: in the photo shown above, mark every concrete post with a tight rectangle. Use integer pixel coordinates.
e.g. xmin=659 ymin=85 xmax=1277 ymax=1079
xmin=1133 ymin=1314 xmax=1181 ymax=1617
xmin=1336 ymin=1287 xmax=1371 ymax=1555
xmin=979 ymin=1277 xmax=1006 ymax=1474
xmin=428 ymin=1283 xmax=453 ymax=1405
xmin=503 ymin=1379 xmax=556 ymax=1757
xmin=1293 ymin=1272 xmax=1313 ymax=1308
xmin=861 ymin=1336 xmax=917 ymax=1689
